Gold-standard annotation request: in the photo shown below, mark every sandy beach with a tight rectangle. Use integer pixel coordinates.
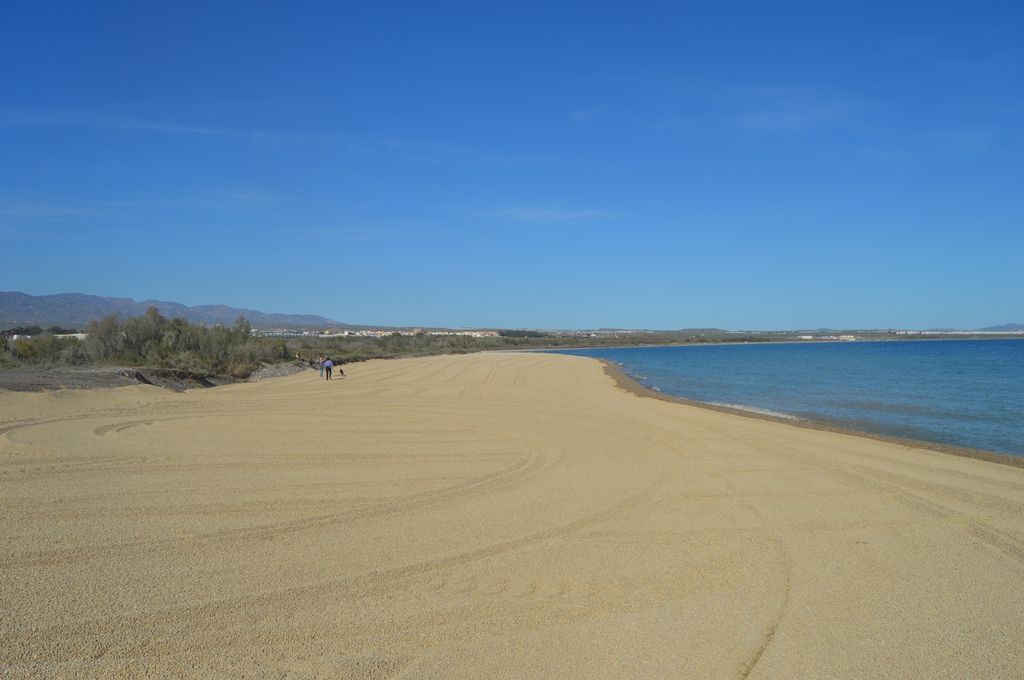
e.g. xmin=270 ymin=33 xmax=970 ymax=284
xmin=2 ymin=351 xmax=1023 ymax=678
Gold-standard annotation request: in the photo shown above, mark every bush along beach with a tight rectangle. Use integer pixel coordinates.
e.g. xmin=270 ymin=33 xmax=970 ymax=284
xmin=2 ymin=308 xmax=288 ymax=378
xmin=2 ymin=307 xmax=785 ymax=380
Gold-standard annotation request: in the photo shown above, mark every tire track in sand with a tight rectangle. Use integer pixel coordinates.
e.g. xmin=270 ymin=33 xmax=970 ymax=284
xmin=0 ymin=462 xmax=671 ymax=664
xmin=0 ymin=444 xmax=548 ymax=567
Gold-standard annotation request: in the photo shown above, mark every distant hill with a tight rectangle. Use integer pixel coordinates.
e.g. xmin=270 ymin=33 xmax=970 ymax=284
xmin=0 ymin=291 xmax=343 ymax=328
xmin=976 ymin=323 xmax=1024 ymax=332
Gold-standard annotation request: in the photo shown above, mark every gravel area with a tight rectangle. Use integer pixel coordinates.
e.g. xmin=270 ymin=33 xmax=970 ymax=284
xmin=0 ymin=367 xmax=144 ymax=391
xmin=0 ymin=366 xmax=229 ymax=392
xmin=246 ymin=361 xmax=315 ymax=381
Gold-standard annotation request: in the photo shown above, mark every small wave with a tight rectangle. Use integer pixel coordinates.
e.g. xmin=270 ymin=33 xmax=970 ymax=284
xmin=838 ymin=399 xmax=990 ymax=422
xmin=709 ymin=402 xmax=800 ymax=420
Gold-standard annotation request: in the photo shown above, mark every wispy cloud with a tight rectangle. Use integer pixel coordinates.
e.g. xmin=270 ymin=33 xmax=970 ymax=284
xmin=728 ymin=87 xmax=872 ymax=135
xmin=0 ymin=200 xmax=127 ymax=244
xmin=466 ymin=206 xmax=616 ymax=225
xmin=569 ymin=110 xmax=596 ymax=125
xmin=0 ymin=224 xmax=91 ymax=243
xmin=340 ymin=135 xmax=543 ymax=166
xmin=0 ymin=190 xmax=290 ymax=224
xmin=921 ymin=126 xmax=999 ymax=153
xmin=0 ymin=110 xmax=256 ymax=138
xmin=98 ymin=190 xmax=291 ymax=212
xmin=835 ymin=143 xmax=909 ymax=162
xmin=1 ymin=109 xmax=540 ymax=165
xmin=884 ymin=36 xmax=931 ymax=57
xmin=938 ymin=56 xmax=1021 ymax=84
xmin=0 ymin=203 xmax=118 ymax=221
xmin=281 ymin=225 xmax=425 ymax=242
xmin=1 ymin=205 xmax=99 ymax=219
xmin=654 ymin=112 xmax=696 ymax=132
xmin=564 ymin=82 xmax=874 ymax=141
xmin=0 ymin=109 xmax=371 ymax=149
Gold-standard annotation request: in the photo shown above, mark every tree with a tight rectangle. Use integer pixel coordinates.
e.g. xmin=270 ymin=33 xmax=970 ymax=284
xmin=234 ymin=315 xmax=252 ymax=339
xmin=85 ymin=315 xmax=124 ymax=360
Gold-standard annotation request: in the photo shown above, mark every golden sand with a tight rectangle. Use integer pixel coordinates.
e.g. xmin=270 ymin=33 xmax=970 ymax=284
xmin=2 ymin=352 xmax=1023 ymax=678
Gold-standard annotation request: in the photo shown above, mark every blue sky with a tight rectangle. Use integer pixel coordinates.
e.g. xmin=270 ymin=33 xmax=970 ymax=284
xmin=2 ymin=1 xmax=1022 ymax=329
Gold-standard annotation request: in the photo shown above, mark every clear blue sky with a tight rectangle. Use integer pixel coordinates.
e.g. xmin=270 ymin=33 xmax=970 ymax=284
xmin=2 ymin=1 xmax=1022 ymax=329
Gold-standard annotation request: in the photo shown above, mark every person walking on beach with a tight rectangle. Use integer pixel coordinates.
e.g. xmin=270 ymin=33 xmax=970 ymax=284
xmin=319 ymin=354 xmax=325 ymax=378
xmin=323 ymin=357 xmax=333 ymax=381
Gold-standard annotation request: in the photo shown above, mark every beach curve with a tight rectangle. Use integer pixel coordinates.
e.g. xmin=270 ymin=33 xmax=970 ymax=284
xmin=1 ymin=351 xmax=1023 ymax=678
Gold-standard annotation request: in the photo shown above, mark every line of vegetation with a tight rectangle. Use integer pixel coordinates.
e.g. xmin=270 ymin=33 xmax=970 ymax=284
xmin=1 ymin=307 xmax=782 ymax=378
xmin=1 ymin=325 xmax=80 ymax=337
xmin=1 ymin=308 xmax=286 ymax=378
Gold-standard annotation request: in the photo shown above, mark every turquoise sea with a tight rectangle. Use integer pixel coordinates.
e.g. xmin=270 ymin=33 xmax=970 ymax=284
xmin=555 ymin=339 xmax=1024 ymax=457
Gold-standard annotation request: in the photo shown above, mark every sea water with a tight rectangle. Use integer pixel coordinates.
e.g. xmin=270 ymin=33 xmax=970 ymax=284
xmin=555 ymin=339 xmax=1024 ymax=457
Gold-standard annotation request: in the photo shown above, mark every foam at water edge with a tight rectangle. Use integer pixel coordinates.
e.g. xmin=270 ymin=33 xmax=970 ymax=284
xmin=709 ymin=402 xmax=800 ymax=420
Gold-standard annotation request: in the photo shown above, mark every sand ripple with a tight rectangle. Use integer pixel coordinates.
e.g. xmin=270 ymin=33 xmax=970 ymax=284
xmin=1 ymin=353 xmax=1023 ymax=678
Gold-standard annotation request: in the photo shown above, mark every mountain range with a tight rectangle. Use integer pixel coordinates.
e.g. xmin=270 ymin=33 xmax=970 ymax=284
xmin=2 ymin=291 xmax=1021 ymax=333
xmin=975 ymin=323 xmax=1024 ymax=332
xmin=0 ymin=291 xmax=344 ymax=329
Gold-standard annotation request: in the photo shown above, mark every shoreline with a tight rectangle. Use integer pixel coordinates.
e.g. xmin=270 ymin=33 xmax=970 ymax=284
xmin=4 ymin=351 xmax=1024 ymax=676
xmin=526 ymin=334 xmax=1024 ymax=353
xmin=598 ymin=358 xmax=1024 ymax=470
